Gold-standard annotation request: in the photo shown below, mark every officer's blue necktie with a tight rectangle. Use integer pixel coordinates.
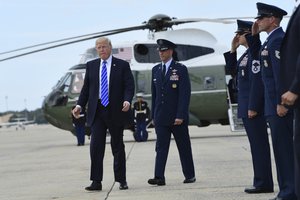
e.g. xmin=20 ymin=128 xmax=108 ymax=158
xmin=162 ymin=64 xmax=166 ymax=80
xmin=100 ymin=61 xmax=109 ymax=107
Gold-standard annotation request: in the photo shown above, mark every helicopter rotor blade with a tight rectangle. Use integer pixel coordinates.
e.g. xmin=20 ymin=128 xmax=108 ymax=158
xmin=170 ymin=15 xmax=290 ymax=26
xmin=0 ymin=24 xmax=147 ymax=56
xmin=0 ymin=25 xmax=147 ymax=62
xmin=170 ymin=17 xmax=236 ymax=25
xmin=3 ymin=14 xmax=284 ymax=62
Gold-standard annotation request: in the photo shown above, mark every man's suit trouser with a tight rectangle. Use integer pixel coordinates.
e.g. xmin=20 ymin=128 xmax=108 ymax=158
xmin=90 ymin=102 xmax=126 ymax=183
xmin=294 ymin=107 xmax=300 ymax=199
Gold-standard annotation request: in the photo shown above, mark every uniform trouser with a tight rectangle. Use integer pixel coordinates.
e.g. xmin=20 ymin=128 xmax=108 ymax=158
xmin=242 ymin=116 xmax=273 ymax=189
xmin=75 ymin=125 xmax=85 ymax=144
xmin=294 ymin=107 xmax=300 ymax=199
xmin=135 ymin=120 xmax=148 ymax=141
xmin=154 ymin=124 xmax=195 ymax=180
xmin=90 ymin=103 xmax=126 ymax=183
xmin=267 ymin=114 xmax=296 ymax=199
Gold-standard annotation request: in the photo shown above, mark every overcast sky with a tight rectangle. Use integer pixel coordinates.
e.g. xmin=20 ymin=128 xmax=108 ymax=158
xmin=0 ymin=0 xmax=295 ymax=112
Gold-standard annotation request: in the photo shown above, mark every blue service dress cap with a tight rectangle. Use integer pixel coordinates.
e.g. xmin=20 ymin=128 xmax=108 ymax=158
xmin=157 ymin=39 xmax=177 ymax=51
xmin=255 ymin=2 xmax=287 ymax=19
xmin=235 ymin=20 xmax=253 ymax=33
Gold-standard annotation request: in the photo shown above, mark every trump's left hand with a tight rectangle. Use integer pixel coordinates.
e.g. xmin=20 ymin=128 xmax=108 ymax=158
xmin=174 ymin=118 xmax=183 ymax=125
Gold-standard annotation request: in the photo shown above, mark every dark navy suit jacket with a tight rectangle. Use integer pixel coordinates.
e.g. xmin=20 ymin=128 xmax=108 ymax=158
xmin=151 ymin=60 xmax=191 ymax=126
xmin=77 ymin=56 xmax=134 ymax=127
xmin=280 ymin=6 xmax=300 ymax=106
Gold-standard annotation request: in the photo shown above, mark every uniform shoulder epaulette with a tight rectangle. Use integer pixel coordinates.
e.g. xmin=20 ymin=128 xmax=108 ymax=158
xmin=177 ymin=62 xmax=185 ymax=67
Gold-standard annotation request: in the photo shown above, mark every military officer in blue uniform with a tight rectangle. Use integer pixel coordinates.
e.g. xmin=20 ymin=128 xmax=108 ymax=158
xmin=280 ymin=2 xmax=300 ymax=199
xmin=224 ymin=19 xmax=273 ymax=194
xmin=148 ymin=39 xmax=195 ymax=186
xmin=249 ymin=3 xmax=296 ymax=200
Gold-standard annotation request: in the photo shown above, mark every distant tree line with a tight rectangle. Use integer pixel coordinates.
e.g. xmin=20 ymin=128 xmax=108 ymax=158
xmin=0 ymin=108 xmax=48 ymax=124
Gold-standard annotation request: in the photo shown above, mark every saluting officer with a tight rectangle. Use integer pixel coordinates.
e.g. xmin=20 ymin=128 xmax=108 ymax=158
xmin=148 ymin=39 xmax=195 ymax=186
xmin=249 ymin=3 xmax=296 ymax=200
xmin=133 ymin=92 xmax=149 ymax=142
xmin=224 ymin=19 xmax=273 ymax=194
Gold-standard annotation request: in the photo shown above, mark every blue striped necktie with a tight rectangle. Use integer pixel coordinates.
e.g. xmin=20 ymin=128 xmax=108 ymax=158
xmin=100 ymin=61 xmax=109 ymax=107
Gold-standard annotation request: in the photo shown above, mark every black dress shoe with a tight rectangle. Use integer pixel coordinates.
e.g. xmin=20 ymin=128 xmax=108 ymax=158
xmin=148 ymin=177 xmax=166 ymax=186
xmin=183 ymin=177 xmax=196 ymax=183
xmin=244 ymin=186 xmax=273 ymax=194
xmin=85 ymin=181 xmax=102 ymax=191
xmin=119 ymin=182 xmax=128 ymax=190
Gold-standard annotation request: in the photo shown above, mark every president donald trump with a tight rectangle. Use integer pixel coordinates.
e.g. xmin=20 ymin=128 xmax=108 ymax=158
xmin=72 ymin=37 xmax=134 ymax=191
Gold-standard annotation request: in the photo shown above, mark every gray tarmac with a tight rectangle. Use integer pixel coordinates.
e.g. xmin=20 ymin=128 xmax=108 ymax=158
xmin=0 ymin=124 xmax=278 ymax=200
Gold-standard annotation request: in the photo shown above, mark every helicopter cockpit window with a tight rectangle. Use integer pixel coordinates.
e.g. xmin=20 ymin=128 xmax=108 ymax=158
xmin=71 ymin=72 xmax=85 ymax=94
xmin=63 ymin=74 xmax=72 ymax=93
xmin=134 ymin=44 xmax=214 ymax=63
xmin=53 ymin=72 xmax=71 ymax=90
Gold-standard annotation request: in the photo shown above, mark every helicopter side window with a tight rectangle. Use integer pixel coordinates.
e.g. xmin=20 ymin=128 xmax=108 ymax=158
xmin=134 ymin=44 xmax=160 ymax=63
xmin=176 ymin=45 xmax=214 ymax=61
xmin=134 ymin=44 xmax=214 ymax=63
xmin=112 ymin=47 xmax=133 ymax=63
xmin=71 ymin=72 xmax=85 ymax=94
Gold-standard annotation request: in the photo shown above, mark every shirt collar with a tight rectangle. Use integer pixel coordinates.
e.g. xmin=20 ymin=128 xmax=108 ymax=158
xmin=162 ymin=58 xmax=173 ymax=69
xmin=101 ymin=55 xmax=112 ymax=66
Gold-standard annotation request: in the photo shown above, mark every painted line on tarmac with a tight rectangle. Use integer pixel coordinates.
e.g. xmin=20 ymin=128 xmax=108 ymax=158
xmin=104 ymin=140 xmax=136 ymax=199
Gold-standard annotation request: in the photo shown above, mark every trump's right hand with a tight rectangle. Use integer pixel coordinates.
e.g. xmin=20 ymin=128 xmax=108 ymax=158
xmin=281 ymin=91 xmax=298 ymax=106
xmin=72 ymin=106 xmax=81 ymax=119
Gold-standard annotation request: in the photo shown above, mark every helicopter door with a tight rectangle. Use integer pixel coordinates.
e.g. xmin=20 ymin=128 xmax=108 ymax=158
xmin=226 ymin=89 xmax=244 ymax=132
xmin=132 ymin=70 xmax=152 ymax=105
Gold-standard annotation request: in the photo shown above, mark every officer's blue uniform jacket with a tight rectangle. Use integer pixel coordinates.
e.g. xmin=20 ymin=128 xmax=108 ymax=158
xmin=260 ymin=28 xmax=285 ymax=116
xmin=151 ymin=60 xmax=190 ymax=125
xmin=248 ymin=28 xmax=288 ymax=116
xmin=224 ymin=48 xmax=264 ymax=118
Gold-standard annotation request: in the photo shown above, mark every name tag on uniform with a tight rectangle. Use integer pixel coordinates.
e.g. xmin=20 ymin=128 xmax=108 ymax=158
xmin=275 ymin=50 xmax=280 ymax=59
xmin=263 ymin=60 xmax=268 ymax=67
